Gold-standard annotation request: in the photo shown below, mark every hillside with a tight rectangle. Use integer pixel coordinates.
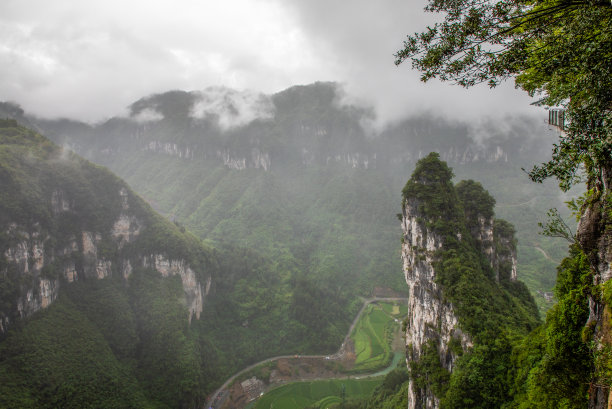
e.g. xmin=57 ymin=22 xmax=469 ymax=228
xmin=0 ymin=118 xmax=388 ymax=407
xmin=13 ymin=82 xmax=573 ymax=313
xmin=344 ymin=154 xmax=592 ymax=409
xmin=0 ymin=119 xmax=221 ymax=407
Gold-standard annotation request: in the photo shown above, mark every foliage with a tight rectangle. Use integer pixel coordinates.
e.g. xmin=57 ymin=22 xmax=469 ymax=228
xmin=504 ymin=245 xmax=592 ymax=408
xmin=333 ymin=367 xmax=410 ymax=409
xmin=442 ymin=335 xmax=515 ymax=409
xmin=456 ymin=179 xmax=495 ymax=222
xmin=410 ymin=340 xmax=451 ymax=398
xmin=0 ymin=295 xmax=150 ymax=409
xmin=402 ymin=152 xmax=463 ymax=235
xmin=538 ymin=208 xmax=576 ymax=244
xmin=395 ymin=0 xmax=612 ymax=192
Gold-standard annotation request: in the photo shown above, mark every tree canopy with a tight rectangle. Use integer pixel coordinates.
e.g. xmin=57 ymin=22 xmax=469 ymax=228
xmin=396 ymin=0 xmax=612 ymax=191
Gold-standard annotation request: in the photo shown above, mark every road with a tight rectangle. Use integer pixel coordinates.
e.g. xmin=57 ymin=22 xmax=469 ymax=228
xmin=534 ymin=246 xmax=554 ymax=262
xmin=203 ymin=297 xmax=407 ymax=409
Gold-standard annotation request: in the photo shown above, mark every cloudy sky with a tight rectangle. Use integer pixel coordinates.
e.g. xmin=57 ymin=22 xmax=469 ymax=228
xmin=0 ymin=0 xmax=541 ymax=125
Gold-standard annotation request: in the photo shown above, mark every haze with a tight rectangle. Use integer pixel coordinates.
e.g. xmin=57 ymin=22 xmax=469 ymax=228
xmin=0 ymin=0 xmax=539 ymax=125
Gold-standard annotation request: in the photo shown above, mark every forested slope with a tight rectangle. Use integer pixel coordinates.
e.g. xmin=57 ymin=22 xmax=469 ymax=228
xmin=16 ymin=82 xmax=573 ymax=313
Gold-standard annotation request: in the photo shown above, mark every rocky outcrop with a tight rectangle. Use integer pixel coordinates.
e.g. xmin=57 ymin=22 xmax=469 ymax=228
xmin=400 ymin=154 xmax=520 ymax=409
xmin=0 ymin=186 xmax=211 ymax=334
xmin=216 ymin=148 xmax=271 ymax=171
xmin=439 ymin=145 xmax=509 ymax=164
xmin=143 ymin=254 xmax=203 ymax=321
xmin=144 ymin=141 xmax=195 ymax=159
xmin=401 ymin=199 xmax=472 ymax=409
xmin=466 ymin=216 xmax=518 ymax=282
xmin=325 ymin=152 xmax=376 ymax=169
xmin=577 ymin=166 xmax=612 ymax=409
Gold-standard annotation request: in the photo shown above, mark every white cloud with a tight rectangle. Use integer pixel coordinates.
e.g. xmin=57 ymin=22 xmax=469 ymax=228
xmin=132 ymin=107 xmax=164 ymax=123
xmin=0 ymin=0 xmax=545 ymax=126
xmin=191 ymin=87 xmax=275 ymax=130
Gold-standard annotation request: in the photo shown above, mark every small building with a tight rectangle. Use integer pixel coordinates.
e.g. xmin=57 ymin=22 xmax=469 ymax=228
xmin=548 ymin=108 xmax=566 ymax=130
xmin=531 ymin=98 xmax=567 ymax=131
xmin=240 ymin=377 xmax=265 ymax=401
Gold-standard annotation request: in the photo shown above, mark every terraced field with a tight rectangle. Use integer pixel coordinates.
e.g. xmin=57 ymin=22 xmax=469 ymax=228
xmin=350 ymin=302 xmax=403 ymax=372
xmin=252 ymin=378 xmax=381 ymax=409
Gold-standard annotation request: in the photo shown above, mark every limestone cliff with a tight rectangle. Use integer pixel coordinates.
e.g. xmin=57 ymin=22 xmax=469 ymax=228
xmin=401 ymin=198 xmax=472 ymax=409
xmin=0 ymin=120 xmax=213 ymax=333
xmin=400 ymin=153 xmax=524 ymax=409
xmin=578 ymin=166 xmax=612 ymax=409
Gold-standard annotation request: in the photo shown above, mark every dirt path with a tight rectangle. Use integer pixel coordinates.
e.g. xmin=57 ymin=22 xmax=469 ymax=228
xmin=496 ymin=197 xmax=537 ymax=208
xmin=534 ymin=246 xmax=554 ymax=262
xmin=203 ymin=297 xmax=407 ymax=409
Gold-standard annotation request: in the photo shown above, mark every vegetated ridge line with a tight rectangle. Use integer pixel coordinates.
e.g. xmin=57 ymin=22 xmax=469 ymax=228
xmin=203 ymin=297 xmax=407 ymax=409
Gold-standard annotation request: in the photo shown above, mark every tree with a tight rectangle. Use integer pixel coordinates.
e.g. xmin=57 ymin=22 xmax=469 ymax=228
xmin=395 ymin=0 xmax=612 ymax=192
xmin=396 ymin=1 xmax=612 ymax=406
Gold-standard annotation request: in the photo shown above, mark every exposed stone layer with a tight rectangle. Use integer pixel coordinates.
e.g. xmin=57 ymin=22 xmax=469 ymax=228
xmin=401 ymin=190 xmax=517 ymax=408
xmin=401 ymin=199 xmax=472 ymax=409
xmin=1 ymin=188 xmax=210 ymax=333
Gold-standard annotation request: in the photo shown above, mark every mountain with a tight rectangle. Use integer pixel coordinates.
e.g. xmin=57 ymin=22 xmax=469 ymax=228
xmin=343 ymin=154 xmax=593 ymax=409
xmin=0 ymin=119 xmax=221 ymax=407
xmin=343 ymin=154 xmax=590 ymax=409
xmin=0 ymin=81 xmax=593 ymax=407
xmin=400 ymin=153 xmax=539 ymax=408
xmin=11 ymin=82 xmax=572 ymax=315
xmin=0 ymin=117 xmax=375 ymax=407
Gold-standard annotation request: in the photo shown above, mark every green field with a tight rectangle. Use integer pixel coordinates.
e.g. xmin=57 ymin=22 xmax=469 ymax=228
xmin=380 ymin=302 xmax=407 ymax=317
xmin=252 ymin=378 xmax=381 ymax=409
xmin=350 ymin=302 xmax=403 ymax=372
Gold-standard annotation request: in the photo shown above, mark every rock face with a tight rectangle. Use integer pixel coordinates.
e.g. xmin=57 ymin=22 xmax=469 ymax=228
xmin=1 ymin=182 xmax=212 ymax=333
xmin=143 ymin=254 xmax=203 ymax=321
xmin=401 ymin=198 xmax=472 ymax=409
xmin=400 ymin=155 xmax=519 ymax=409
xmin=577 ymin=166 xmax=612 ymax=409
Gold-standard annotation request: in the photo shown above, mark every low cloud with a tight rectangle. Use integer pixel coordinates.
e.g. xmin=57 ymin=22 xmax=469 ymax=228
xmin=0 ymin=0 xmax=547 ymax=129
xmin=191 ymin=87 xmax=275 ymax=130
xmin=131 ymin=107 xmax=164 ymax=123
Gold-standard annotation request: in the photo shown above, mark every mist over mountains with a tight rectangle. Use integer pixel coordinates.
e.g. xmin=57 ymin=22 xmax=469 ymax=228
xmin=1 ymin=81 xmax=568 ymax=312
xmin=6 ymin=82 xmax=553 ymax=170
xmin=0 ymin=81 xmax=578 ymax=407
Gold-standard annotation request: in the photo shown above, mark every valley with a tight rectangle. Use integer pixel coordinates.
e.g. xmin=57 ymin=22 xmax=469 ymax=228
xmin=205 ymin=299 xmax=407 ymax=409
xmin=0 ymin=82 xmax=584 ymax=408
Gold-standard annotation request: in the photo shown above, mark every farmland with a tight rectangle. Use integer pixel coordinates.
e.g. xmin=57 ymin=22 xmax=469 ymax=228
xmin=350 ymin=302 xmax=405 ymax=372
xmin=252 ymin=378 xmax=381 ymax=409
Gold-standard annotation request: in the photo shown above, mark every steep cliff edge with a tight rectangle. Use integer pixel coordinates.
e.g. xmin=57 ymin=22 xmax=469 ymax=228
xmin=400 ymin=153 xmax=539 ymax=408
xmin=577 ymin=165 xmax=612 ymax=408
xmin=0 ymin=119 xmax=225 ymax=407
xmin=0 ymin=119 xmax=214 ymax=331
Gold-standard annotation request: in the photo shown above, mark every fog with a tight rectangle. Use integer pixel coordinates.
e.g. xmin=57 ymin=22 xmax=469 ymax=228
xmin=0 ymin=0 xmax=541 ymax=126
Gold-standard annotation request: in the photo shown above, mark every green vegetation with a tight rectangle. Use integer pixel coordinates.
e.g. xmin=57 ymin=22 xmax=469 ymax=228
xmin=253 ymin=378 xmax=382 ymax=409
xmin=335 ymin=367 xmax=410 ymax=409
xmin=36 ymin=83 xmax=573 ymax=317
xmin=396 ymin=0 xmax=612 ymax=404
xmin=350 ymin=303 xmax=402 ymax=372
xmin=403 ymin=154 xmax=540 ymax=407
xmin=0 ymin=270 xmax=207 ymax=408
xmin=503 ymin=245 xmax=593 ymax=408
